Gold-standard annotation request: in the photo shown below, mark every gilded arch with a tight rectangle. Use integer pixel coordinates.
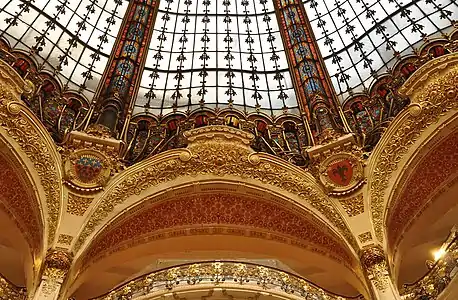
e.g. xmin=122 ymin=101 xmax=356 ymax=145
xmin=0 ymin=58 xmax=64 ymax=247
xmin=366 ymin=52 xmax=458 ymax=243
xmin=68 ymin=186 xmax=367 ymax=298
xmin=73 ymin=126 xmax=358 ymax=257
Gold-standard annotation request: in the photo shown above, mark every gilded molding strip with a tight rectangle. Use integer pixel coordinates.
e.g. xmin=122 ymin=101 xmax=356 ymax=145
xmin=369 ymin=53 xmax=458 ymax=242
xmin=75 ymin=126 xmax=358 ymax=254
xmin=0 ymin=59 xmax=62 ymax=245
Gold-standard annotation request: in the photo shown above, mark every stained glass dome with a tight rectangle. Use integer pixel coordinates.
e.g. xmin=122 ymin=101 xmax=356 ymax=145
xmin=307 ymin=0 xmax=458 ymax=101
xmin=134 ymin=0 xmax=299 ymax=116
xmin=0 ymin=0 xmax=457 ymax=112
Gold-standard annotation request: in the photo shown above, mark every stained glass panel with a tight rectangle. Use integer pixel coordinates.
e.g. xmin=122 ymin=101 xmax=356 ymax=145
xmin=0 ymin=0 xmax=129 ymax=100
xmin=135 ymin=0 xmax=299 ymax=116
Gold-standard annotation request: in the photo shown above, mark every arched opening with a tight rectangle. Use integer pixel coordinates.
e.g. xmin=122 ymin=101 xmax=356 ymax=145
xmin=69 ymin=188 xmax=365 ymax=299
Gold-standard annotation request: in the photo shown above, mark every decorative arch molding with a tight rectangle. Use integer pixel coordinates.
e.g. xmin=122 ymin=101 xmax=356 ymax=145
xmin=0 ymin=58 xmax=64 ymax=246
xmin=73 ymin=126 xmax=357 ymax=257
xmin=386 ymin=119 xmax=458 ymax=252
xmin=366 ymin=52 xmax=458 ymax=243
xmin=0 ymin=141 xmax=43 ymax=289
xmin=0 ymin=136 xmax=44 ymax=252
xmin=68 ymin=189 xmax=367 ymax=298
xmin=386 ymin=121 xmax=458 ymax=283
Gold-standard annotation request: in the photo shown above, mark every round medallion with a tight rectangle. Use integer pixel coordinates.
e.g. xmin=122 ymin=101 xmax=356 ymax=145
xmin=319 ymin=153 xmax=365 ymax=195
xmin=64 ymin=149 xmax=111 ymax=192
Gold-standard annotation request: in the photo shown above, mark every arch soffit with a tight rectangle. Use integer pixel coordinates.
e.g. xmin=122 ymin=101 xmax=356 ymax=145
xmin=70 ymin=191 xmax=367 ymax=299
xmin=0 ymin=58 xmax=64 ymax=246
xmin=74 ymin=127 xmax=357 ymax=258
xmin=71 ymin=236 xmax=366 ymax=299
xmin=366 ymin=52 xmax=458 ymax=243
xmin=79 ymin=191 xmax=357 ymax=269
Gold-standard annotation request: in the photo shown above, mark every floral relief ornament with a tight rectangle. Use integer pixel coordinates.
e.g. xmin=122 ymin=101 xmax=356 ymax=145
xmin=0 ymin=69 xmax=61 ymax=245
xmin=63 ymin=148 xmax=112 ymax=192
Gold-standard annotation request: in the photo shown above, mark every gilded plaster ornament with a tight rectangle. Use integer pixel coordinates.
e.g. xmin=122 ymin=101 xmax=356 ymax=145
xmin=360 ymin=245 xmax=390 ymax=291
xmin=319 ymin=152 xmax=365 ymax=195
xmin=40 ymin=249 xmax=73 ymax=297
xmin=370 ymin=53 xmax=458 ymax=242
xmin=74 ymin=125 xmax=358 ymax=254
xmin=91 ymin=262 xmax=346 ymax=300
xmin=63 ymin=149 xmax=112 ymax=192
xmin=66 ymin=194 xmax=93 ymax=216
xmin=358 ymin=232 xmax=372 ymax=244
xmin=0 ymin=64 xmax=61 ymax=245
xmin=57 ymin=234 xmax=74 ymax=246
xmin=339 ymin=194 xmax=365 ymax=217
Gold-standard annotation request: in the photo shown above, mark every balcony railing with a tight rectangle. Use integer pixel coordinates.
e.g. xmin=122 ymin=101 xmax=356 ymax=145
xmin=402 ymin=228 xmax=458 ymax=299
xmin=91 ymin=261 xmax=364 ymax=300
xmin=0 ymin=272 xmax=26 ymax=300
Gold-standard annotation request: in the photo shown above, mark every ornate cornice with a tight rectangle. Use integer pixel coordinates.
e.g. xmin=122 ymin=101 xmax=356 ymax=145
xmin=0 ymin=61 xmax=63 ymax=246
xmin=367 ymin=53 xmax=458 ymax=242
xmin=75 ymin=126 xmax=357 ymax=256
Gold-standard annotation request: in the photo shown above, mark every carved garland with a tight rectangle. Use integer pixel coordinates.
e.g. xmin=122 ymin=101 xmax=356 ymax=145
xmin=75 ymin=126 xmax=358 ymax=254
xmin=0 ymin=62 xmax=62 ymax=245
xmin=369 ymin=54 xmax=458 ymax=242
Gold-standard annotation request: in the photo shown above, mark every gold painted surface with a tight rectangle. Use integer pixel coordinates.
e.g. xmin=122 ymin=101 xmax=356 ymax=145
xmin=57 ymin=234 xmax=74 ymax=246
xmin=75 ymin=126 xmax=357 ymax=253
xmin=0 ymin=273 xmax=26 ymax=300
xmin=339 ymin=194 xmax=365 ymax=217
xmin=67 ymin=194 xmax=93 ymax=216
xmin=90 ymin=261 xmax=362 ymax=300
xmin=358 ymin=232 xmax=372 ymax=244
xmin=369 ymin=53 xmax=458 ymax=242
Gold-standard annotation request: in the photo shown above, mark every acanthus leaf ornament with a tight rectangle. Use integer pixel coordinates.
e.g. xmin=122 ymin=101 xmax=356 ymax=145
xmin=74 ymin=125 xmax=358 ymax=254
xmin=369 ymin=53 xmax=458 ymax=242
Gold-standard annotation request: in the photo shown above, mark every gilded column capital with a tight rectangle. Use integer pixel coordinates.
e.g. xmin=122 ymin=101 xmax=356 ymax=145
xmin=44 ymin=249 xmax=73 ymax=272
xmin=37 ymin=249 xmax=73 ymax=299
xmin=360 ymin=245 xmax=390 ymax=291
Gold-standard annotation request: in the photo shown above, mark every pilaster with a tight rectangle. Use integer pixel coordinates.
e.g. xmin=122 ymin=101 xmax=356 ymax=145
xmin=360 ymin=245 xmax=401 ymax=300
xmin=31 ymin=250 xmax=72 ymax=300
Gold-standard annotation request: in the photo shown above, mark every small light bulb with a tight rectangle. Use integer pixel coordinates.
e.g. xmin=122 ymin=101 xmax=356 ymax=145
xmin=433 ymin=248 xmax=446 ymax=261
